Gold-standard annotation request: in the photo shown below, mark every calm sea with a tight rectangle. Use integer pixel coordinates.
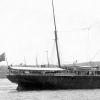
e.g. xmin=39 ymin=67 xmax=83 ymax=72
xmin=0 ymin=79 xmax=100 ymax=100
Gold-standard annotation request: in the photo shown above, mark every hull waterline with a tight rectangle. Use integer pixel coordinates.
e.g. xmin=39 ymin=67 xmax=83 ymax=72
xmin=7 ymin=74 xmax=100 ymax=90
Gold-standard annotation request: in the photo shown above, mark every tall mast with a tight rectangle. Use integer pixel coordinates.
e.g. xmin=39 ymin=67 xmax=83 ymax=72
xmin=36 ymin=56 xmax=38 ymax=67
xmin=46 ymin=50 xmax=49 ymax=67
xmin=52 ymin=0 xmax=61 ymax=67
xmin=24 ymin=57 xmax=26 ymax=67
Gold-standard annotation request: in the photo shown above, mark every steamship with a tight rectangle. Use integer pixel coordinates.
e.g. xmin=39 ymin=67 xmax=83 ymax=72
xmin=7 ymin=0 xmax=100 ymax=90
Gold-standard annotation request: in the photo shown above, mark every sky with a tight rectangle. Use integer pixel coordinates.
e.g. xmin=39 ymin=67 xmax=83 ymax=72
xmin=0 ymin=0 xmax=100 ymax=65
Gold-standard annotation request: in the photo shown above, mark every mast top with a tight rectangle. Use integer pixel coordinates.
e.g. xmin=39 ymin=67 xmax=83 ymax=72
xmin=52 ymin=0 xmax=57 ymax=32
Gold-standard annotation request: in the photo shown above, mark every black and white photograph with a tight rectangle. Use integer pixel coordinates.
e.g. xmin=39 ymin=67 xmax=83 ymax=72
xmin=0 ymin=0 xmax=100 ymax=100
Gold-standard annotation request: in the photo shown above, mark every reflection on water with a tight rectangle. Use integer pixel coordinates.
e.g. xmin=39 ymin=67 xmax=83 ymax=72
xmin=0 ymin=79 xmax=100 ymax=100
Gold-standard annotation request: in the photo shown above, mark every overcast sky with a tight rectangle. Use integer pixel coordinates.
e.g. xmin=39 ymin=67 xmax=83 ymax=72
xmin=0 ymin=0 xmax=100 ymax=65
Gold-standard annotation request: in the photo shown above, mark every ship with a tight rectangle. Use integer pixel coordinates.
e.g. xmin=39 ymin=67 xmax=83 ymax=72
xmin=7 ymin=0 xmax=100 ymax=90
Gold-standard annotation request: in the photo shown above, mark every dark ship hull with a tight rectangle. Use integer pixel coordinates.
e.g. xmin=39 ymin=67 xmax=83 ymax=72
xmin=7 ymin=74 xmax=100 ymax=90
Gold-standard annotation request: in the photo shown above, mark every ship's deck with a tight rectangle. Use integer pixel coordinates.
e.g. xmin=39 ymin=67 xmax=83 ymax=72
xmin=10 ymin=66 xmax=65 ymax=71
xmin=7 ymin=66 xmax=100 ymax=76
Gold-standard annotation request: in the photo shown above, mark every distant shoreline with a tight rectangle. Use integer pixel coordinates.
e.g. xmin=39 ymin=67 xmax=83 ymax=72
xmin=0 ymin=66 xmax=8 ymax=79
